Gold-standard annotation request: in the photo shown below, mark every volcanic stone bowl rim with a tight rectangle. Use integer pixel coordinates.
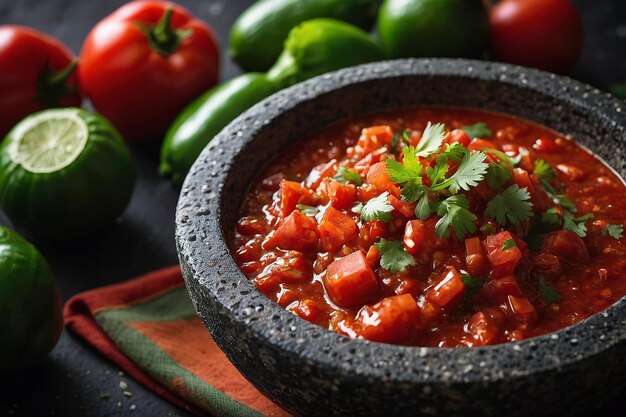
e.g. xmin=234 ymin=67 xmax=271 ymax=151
xmin=176 ymin=58 xmax=626 ymax=385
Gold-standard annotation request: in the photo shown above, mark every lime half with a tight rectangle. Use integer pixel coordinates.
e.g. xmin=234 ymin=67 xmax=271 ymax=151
xmin=9 ymin=109 xmax=88 ymax=174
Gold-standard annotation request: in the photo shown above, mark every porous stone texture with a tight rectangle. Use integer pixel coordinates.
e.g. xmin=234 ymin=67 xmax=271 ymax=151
xmin=176 ymin=59 xmax=626 ymax=417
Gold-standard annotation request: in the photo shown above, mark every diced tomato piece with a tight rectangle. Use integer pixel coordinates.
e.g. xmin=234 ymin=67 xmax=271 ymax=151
xmin=388 ymin=194 xmax=415 ymax=218
xmin=318 ymin=207 xmax=358 ymax=252
xmin=355 ymin=294 xmax=423 ymax=344
xmin=395 ymin=278 xmax=422 ymax=296
xmin=359 ymin=221 xmax=388 ymax=246
xmin=357 ymin=184 xmax=379 ymax=202
xmin=468 ymin=138 xmax=498 ymax=152
xmin=365 ymin=246 xmax=381 ymax=267
xmin=542 ymin=230 xmax=589 ymax=264
xmin=468 ymin=311 xmax=502 ymax=346
xmin=356 ymin=125 xmax=394 ymax=155
xmin=270 ymin=210 xmax=319 ymax=250
xmin=279 ymin=180 xmax=304 ymax=217
xmin=533 ymin=138 xmax=559 ymax=153
xmin=255 ymin=253 xmax=310 ymax=292
xmin=236 ymin=217 xmax=266 ymax=236
xmin=326 ymin=180 xmax=357 ymax=210
xmin=446 ymin=129 xmax=471 ymax=146
xmin=513 ymin=168 xmax=537 ymax=202
xmin=556 ymin=164 xmax=586 ymax=182
xmin=260 ymin=173 xmax=285 ymax=191
xmin=426 ymin=267 xmax=466 ymax=311
xmin=465 ymin=237 xmax=489 ymax=277
xmin=486 ymin=275 xmax=524 ymax=299
xmin=366 ymin=162 xmax=399 ymax=196
xmin=531 ymin=252 xmax=563 ymax=279
xmin=323 ymin=251 xmax=379 ymax=308
xmin=305 ymin=160 xmax=337 ymax=189
xmin=507 ymin=295 xmax=537 ymax=323
xmin=483 ymin=231 xmax=523 ymax=278
xmin=290 ymin=299 xmax=320 ymax=323
xmin=403 ymin=220 xmax=429 ymax=256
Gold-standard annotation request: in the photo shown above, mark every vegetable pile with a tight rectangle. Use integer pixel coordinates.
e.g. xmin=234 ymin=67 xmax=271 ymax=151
xmin=0 ymin=0 xmax=593 ymax=368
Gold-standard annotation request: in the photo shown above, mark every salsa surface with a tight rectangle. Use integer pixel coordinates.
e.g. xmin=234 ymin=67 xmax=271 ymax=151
xmin=232 ymin=107 xmax=626 ymax=347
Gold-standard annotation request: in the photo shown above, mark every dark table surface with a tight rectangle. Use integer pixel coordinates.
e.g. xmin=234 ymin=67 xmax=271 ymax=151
xmin=0 ymin=0 xmax=625 ymax=416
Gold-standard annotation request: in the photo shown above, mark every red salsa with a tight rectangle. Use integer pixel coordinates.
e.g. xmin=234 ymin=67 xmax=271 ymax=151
xmin=232 ymin=107 xmax=626 ymax=347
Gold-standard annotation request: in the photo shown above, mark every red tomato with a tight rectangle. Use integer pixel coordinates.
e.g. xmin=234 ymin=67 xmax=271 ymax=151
xmin=0 ymin=25 xmax=81 ymax=137
xmin=426 ymin=267 xmax=466 ymax=311
xmin=318 ymin=207 xmax=358 ymax=252
xmin=268 ymin=210 xmax=319 ymax=251
xmin=483 ymin=231 xmax=523 ymax=278
xmin=542 ymin=230 xmax=589 ymax=264
xmin=490 ymin=0 xmax=583 ymax=73
xmin=324 ymin=251 xmax=378 ymax=308
xmin=79 ymin=1 xmax=220 ymax=141
xmin=355 ymin=294 xmax=423 ymax=344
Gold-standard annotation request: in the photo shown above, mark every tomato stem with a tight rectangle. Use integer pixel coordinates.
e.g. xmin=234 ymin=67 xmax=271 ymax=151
xmin=37 ymin=59 xmax=79 ymax=107
xmin=139 ymin=7 xmax=192 ymax=56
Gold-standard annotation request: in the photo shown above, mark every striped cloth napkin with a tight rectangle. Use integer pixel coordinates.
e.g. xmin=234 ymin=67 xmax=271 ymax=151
xmin=64 ymin=266 xmax=290 ymax=417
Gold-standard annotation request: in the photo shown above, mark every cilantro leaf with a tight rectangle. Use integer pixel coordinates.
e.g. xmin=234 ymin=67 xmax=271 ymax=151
xmin=541 ymin=208 xmax=562 ymax=226
xmin=442 ymin=143 xmax=468 ymax=163
xmin=533 ymin=159 xmax=556 ymax=181
xmin=461 ymin=122 xmax=492 ymax=139
xmin=415 ymin=122 xmax=446 ymax=158
xmin=360 ymin=192 xmax=394 ymax=222
xmin=434 ymin=195 xmax=477 ymax=240
xmin=563 ymin=212 xmax=594 ymax=238
xmin=481 ymin=148 xmax=515 ymax=166
xmin=538 ymin=276 xmax=561 ymax=303
xmin=434 ymin=151 xmax=488 ymax=194
xmin=296 ymin=204 xmax=319 ymax=216
xmin=462 ymin=274 xmax=485 ymax=294
xmin=426 ymin=154 xmax=450 ymax=187
xmin=602 ymin=224 xmax=624 ymax=240
xmin=387 ymin=146 xmax=422 ymax=184
xmin=374 ymin=239 xmax=416 ymax=274
xmin=485 ymin=184 xmax=533 ymax=227
xmin=502 ymin=238 xmax=517 ymax=250
xmin=486 ymin=160 xmax=512 ymax=191
xmin=400 ymin=180 xmax=427 ymax=203
xmin=415 ymin=193 xmax=433 ymax=220
xmin=334 ymin=166 xmax=362 ymax=185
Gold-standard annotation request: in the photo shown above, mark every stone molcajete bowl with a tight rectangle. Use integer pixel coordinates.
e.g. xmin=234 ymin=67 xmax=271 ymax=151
xmin=176 ymin=59 xmax=626 ymax=417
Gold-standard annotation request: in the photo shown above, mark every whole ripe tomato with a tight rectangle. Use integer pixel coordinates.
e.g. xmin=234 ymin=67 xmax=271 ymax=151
xmin=79 ymin=1 xmax=220 ymax=142
xmin=490 ymin=0 xmax=583 ymax=74
xmin=0 ymin=26 xmax=81 ymax=138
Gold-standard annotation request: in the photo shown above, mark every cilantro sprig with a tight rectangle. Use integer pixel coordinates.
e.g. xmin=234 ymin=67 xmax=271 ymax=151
xmin=334 ymin=166 xmax=362 ymax=185
xmin=296 ymin=204 xmax=319 ymax=216
xmin=538 ymin=276 xmax=561 ymax=303
xmin=415 ymin=122 xmax=446 ymax=158
xmin=603 ymin=224 xmax=624 ymax=240
xmin=359 ymin=192 xmax=394 ymax=222
xmin=461 ymin=122 xmax=492 ymax=139
xmin=374 ymin=239 xmax=416 ymax=273
xmin=431 ymin=151 xmax=489 ymax=194
xmin=433 ymin=195 xmax=477 ymax=240
xmin=485 ymin=184 xmax=533 ymax=227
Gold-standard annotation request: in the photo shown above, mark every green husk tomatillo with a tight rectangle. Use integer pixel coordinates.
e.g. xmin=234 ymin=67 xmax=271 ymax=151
xmin=0 ymin=226 xmax=62 ymax=373
xmin=0 ymin=108 xmax=136 ymax=240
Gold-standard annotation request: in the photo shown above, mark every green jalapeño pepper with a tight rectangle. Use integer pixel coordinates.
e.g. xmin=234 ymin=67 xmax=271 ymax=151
xmin=0 ymin=226 xmax=62 ymax=373
xmin=230 ymin=0 xmax=378 ymax=72
xmin=160 ymin=18 xmax=385 ymax=187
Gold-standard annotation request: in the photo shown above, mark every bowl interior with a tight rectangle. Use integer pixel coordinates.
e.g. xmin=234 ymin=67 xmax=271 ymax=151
xmin=178 ymin=59 xmax=626 ymax=385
